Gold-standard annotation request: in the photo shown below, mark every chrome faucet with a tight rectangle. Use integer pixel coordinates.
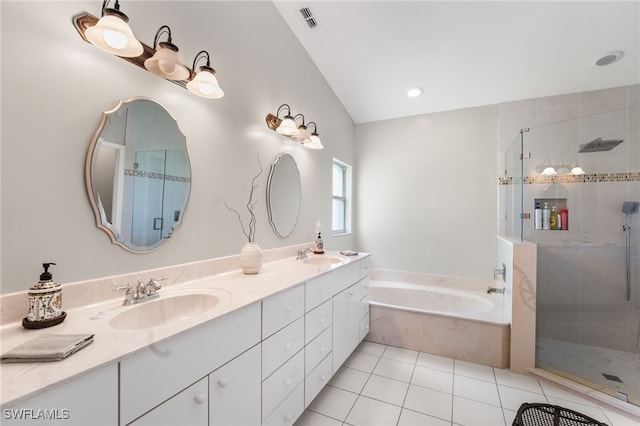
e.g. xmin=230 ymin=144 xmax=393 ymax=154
xmin=296 ymin=248 xmax=313 ymax=260
xmin=493 ymin=263 xmax=506 ymax=282
xmin=487 ymin=286 xmax=506 ymax=294
xmin=114 ymin=278 xmax=165 ymax=306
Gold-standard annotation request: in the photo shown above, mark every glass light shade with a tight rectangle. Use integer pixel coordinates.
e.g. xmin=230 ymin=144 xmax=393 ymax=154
xmin=292 ymin=126 xmax=311 ymax=143
xmin=144 ymin=46 xmax=190 ymax=81
xmin=571 ymin=166 xmax=585 ymax=175
xmin=85 ymin=14 xmax=143 ymax=57
xmin=542 ymin=167 xmax=557 ymax=176
xmin=187 ymin=70 xmax=224 ymax=99
xmin=276 ymin=117 xmax=299 ymax=136
xmin=306 ymin=134 xmax=323 ymax=149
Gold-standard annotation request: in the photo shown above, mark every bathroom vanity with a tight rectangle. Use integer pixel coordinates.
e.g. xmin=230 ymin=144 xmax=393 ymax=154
xmin=0 ymin=251 xmax=370 ymax=426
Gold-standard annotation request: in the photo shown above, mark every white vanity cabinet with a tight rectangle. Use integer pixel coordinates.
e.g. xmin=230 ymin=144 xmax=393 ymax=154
xmin=0 ymin=363 xmax=118 ymax=426
xmin=120 ymin=302 xmax=261 ymax=425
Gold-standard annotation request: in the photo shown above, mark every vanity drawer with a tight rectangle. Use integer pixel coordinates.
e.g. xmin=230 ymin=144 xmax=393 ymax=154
xmin=262 ymin=350 xmax=304 ymax=420
xmin=358 ymin=276 xmax=370 ymax=300
xmin=304 ymin=299 xmax=332 ymax=344
xmin=305 ymin=273 xmax=334 ymax=312
xmin=262 ymin=382 xmax=304 ymax=426
xmin=359 ymin=294 xmax=369 ymax=319
xmin=332 ymin=261 xmax=361 ymax=294
xmin=360 ymin=257 xmax=370 ymax=279
xmin=305 ymin=352 xmax=332 ymax=407
xmin=263 ymin=284 xmax=305 ymax=339
xmin=262 ymin=317 xmax=304 ymax=379
xmin=305 ymin=326 xmax=332 ymax=376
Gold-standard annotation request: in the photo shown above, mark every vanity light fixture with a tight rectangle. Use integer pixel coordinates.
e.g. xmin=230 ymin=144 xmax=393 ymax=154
xmin=407 ymin=87 xmax=424 ymax=98
xmin=73 ymin=4 xmax=225 ymax=99
xmin=84 ymin=0 xmax=143 ymax=57
xmin=144 ymin=25 xmax=190 ymax=81
xmin=265 ymin=104 xmax=323 ymax=149
xmin=186 ymin=51 xmax=224 ymax=99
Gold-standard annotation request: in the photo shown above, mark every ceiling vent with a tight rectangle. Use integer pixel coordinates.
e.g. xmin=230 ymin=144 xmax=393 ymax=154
xmin=299 ymin=7 xmax=318 ymax=29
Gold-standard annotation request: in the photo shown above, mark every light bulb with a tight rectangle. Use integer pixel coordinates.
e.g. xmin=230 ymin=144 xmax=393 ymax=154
xmin=102 ymin=29 xmax=128 ymax=49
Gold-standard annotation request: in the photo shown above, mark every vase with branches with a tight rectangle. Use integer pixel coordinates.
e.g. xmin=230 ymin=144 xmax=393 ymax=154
xmin=217 ymin=155 xmax=263 ymax=274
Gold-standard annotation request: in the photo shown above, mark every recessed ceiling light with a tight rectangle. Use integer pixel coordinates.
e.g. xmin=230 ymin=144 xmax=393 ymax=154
xmin=407 ymin=87 xmax=423 ymax=98
xmin=596 ymin=50 xmax=624 ymax=66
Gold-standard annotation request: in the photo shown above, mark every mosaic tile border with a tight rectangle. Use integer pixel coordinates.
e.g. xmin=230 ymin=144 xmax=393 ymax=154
xmin=499 ymin=172 xmax=640 ymax=186
xmin=124 ymin=169 xmax=191 ymax=183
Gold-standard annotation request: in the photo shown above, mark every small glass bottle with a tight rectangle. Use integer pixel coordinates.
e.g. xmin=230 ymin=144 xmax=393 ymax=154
xmin=549 ymin=206 xmax=558 ymax=230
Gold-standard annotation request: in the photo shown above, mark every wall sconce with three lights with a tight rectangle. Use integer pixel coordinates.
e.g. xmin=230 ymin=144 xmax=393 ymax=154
xmin=265 ymin=104 xmax=324 ymax=150
xmin=73 ymin=0 xmax=224 ymax=99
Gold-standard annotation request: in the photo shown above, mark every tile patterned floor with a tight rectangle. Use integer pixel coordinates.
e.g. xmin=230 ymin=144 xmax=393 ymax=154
xmin=294 ymin=341 xmax=640 ymax=426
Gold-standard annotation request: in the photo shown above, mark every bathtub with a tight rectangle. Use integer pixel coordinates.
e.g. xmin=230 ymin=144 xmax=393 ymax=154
xmin=367 ymin=274 xmax=511 ymax=368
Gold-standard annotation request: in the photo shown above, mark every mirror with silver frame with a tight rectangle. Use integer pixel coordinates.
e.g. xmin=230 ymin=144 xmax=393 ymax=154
xmin=86 ymin=97 xmax=191 ymax=252
xmin=267 ymin=152 xmax=301 ymax=238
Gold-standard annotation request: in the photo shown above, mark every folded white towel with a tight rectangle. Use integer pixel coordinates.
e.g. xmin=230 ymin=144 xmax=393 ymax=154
xmin=1 ymin=333 xmax=94 ymax=363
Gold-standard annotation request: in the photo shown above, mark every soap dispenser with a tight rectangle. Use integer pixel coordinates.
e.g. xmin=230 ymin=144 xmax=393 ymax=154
xmin=23 ymin=263 xmax=66 ymax=329
xmin=314 ymin=233 xmax=325 ymax=254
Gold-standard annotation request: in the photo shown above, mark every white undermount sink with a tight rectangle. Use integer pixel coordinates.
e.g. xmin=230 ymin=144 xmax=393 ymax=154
xmin=108 ymin=293 xmax=222 ymax=330
xmin=303 ymin=256 xmax=344 ymax=266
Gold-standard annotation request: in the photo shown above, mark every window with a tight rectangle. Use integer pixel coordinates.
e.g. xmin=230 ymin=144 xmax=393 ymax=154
xmin=332 ymin=158 xmax=352 ymax=234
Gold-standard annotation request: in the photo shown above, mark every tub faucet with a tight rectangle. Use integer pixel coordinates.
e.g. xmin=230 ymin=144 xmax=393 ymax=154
xmin=487 ymin=286 xmax=506 ymax=294
xmin=493 ymin=263 xmax=506 ymax=282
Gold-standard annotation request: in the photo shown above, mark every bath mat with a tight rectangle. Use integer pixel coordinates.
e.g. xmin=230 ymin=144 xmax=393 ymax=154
xmin=512 ymin=402 xmax=608 ymax=426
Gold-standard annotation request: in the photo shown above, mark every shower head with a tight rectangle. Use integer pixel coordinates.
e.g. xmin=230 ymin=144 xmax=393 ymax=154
xmin=578 ymin=137 xmax=624 ymax=153
xmin=622 ymin=201 xmax=640 ymax=215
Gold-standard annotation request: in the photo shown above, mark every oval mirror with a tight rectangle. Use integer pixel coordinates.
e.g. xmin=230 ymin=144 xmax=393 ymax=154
xmin=86 ymin=98 xmax=191 ymax=252
xmin=267 ymin=153 xmax=301 ymax=238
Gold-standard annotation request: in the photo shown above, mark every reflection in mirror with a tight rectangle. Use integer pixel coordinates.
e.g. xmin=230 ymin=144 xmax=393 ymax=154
xmin=267 ymin=153 xmax=301 ymax=238
xmin=86 ymin=98 xmax=191 ymax=252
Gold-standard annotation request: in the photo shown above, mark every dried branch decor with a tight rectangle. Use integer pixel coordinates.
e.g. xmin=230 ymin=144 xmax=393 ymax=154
xmin=217 ymin=154 xmax=263 ymax=242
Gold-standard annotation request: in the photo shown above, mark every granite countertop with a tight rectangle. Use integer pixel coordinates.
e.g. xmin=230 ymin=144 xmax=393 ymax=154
xmin=0 ymin=251 xmax=369 ymax=406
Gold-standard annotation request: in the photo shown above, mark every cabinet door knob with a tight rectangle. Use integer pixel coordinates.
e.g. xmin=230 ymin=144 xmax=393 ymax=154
xmin=319 ymin=346 xmax=326 ymax=353
xmin=285 ymin=306 xmax=294 ymax=312
xmin=319 ymin=317 xmax=326 ymax=323
xmin=320 ymin=375 xmax=327 ymax=382
xmin=284 ymin=414 xmax=293 ymax=422
xmin=348 ymin=291 xmax=355 ymax=296
xmin=284 ymin=378 xmax=292 ymax=386
xmin=217 ymin=378 xmax=229 ymax=388
xmin=284 ymin=342 xmax=291 ymax=350
xmin=194 ymin=394 xmax=207 ymax=405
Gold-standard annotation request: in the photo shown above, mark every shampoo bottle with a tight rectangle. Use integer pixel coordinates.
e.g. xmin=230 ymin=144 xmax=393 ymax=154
xmin=542 ymin=203 xmax=550 ymax=230
xmin=534 ymin=202 xmax=542 ymax=230
xmin=561 ymin=209 xmax=568 ymax=231
xmin=550 ymin=206 xmax=558 ymax=230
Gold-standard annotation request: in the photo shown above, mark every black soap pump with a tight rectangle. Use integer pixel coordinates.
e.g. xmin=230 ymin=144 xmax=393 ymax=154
xmin=314 ymin=233 xmax=325 ymax=254
xmin=23 ymin=263 xmax=66 ymax=329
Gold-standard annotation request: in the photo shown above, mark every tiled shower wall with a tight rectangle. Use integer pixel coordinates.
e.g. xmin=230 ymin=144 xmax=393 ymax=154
xmin=498 ymin=84 xmax=640 ymax=353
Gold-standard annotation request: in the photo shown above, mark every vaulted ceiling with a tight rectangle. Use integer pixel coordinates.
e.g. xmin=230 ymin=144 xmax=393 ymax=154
xmin=274 ymin=1 xmax=640 ymax=124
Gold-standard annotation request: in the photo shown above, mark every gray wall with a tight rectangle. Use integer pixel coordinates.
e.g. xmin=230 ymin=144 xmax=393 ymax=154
xmin=1 ymin=1 xmax=356 ymax=292
xmin=354 ymin=106 xmax=499 ymax=279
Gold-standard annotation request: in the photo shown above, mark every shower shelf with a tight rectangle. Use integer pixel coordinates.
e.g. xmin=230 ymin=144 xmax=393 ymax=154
xmin=534 ymin=198 xmax=568 ymax=231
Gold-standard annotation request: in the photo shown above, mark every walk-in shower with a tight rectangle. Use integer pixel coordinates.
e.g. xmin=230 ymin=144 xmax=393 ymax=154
xmin=502 ymin=100 xmax=640 ymax=409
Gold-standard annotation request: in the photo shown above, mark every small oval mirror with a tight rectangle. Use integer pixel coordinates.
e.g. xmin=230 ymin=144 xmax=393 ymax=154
xmin=267 ymin=153 xmax=301 ymax=238
xmin=86 ymin=98 xmax=191 ymax=252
